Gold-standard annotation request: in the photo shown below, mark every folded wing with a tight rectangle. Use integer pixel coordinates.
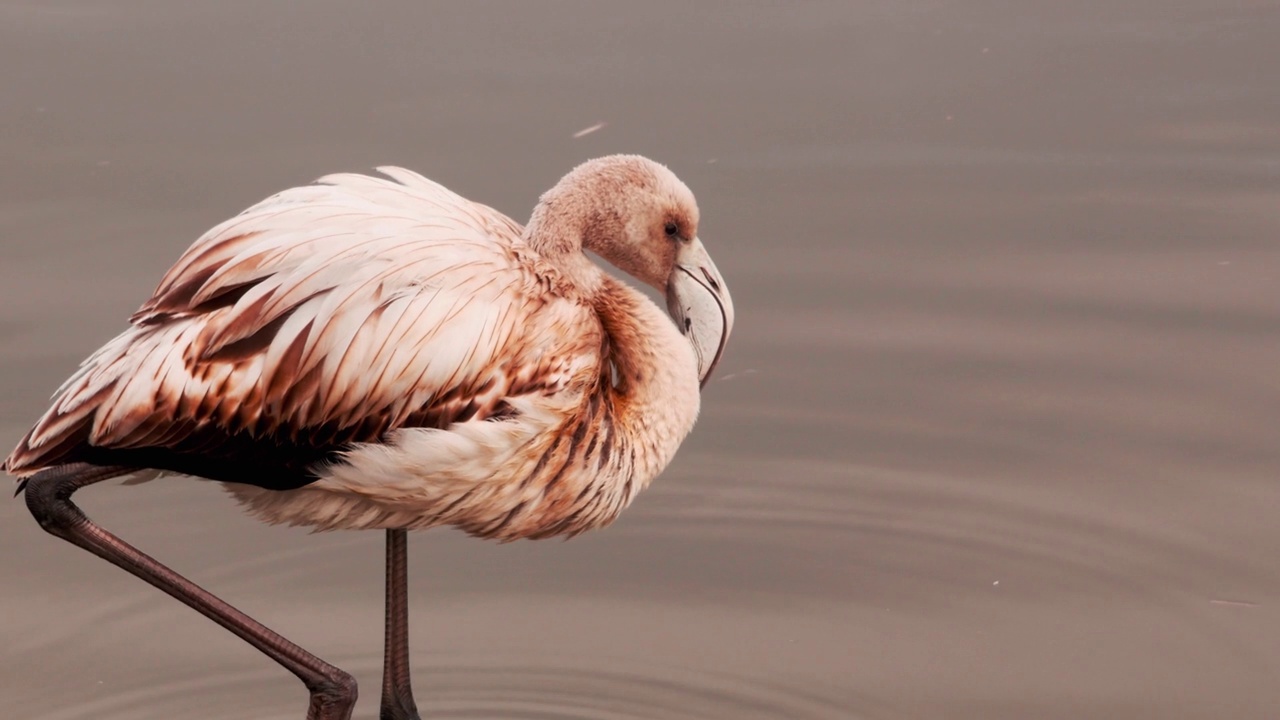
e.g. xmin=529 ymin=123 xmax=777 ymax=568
xmin=4 ymin=167 xmax=601 ymax=487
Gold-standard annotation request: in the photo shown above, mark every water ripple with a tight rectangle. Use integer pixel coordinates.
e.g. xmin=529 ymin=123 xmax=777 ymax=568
xmin=28 ymin=656 xmax=867 ymax=720
xmin=631 ymin=454 xmax=1273 ymax=605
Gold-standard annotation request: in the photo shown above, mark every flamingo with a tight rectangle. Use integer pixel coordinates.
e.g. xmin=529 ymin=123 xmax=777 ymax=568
xmin=3 ymin=155 xmax=734 ymax=720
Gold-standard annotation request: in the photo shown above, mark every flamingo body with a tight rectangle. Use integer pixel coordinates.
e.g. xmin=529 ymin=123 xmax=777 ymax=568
xmin=4 ymin=155 xmax=733 ymax=719
xmin=5 ymin=160 xmax=726 ymax=541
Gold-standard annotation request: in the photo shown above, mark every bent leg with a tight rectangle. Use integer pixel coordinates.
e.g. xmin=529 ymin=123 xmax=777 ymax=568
xmin=23 ymin=463 xmax=358 ymax=720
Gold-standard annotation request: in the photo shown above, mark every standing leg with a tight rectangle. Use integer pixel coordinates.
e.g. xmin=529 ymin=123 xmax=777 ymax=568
xmin=22 ymin=464 xmax=358 ymax=720
xmin=380 ymin=528 xmax=421 ymax=720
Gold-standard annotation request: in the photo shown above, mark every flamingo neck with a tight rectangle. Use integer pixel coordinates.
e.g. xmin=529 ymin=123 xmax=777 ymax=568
xmin=591 ymin=274 xmax=701 ymax=489
xmin=523 ymin=171 xmax=635 ymax=296
xmin=523 ymin=160 xmax=701 ymax=493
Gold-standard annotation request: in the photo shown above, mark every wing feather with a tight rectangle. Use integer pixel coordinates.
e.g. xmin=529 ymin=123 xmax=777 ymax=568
xmin=3 ymin=167 xmax=600 ymax=481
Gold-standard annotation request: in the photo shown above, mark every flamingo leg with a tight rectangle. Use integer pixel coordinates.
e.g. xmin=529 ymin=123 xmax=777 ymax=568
xmin=380 ymin=528 xmax=421 ymax=720
xmin=22 ymin=463 xmax=358 ymax=720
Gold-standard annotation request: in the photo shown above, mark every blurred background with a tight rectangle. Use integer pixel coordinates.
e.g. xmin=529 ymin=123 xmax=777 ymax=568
xmin=1 ymin=1 xmax=1277 ymax=718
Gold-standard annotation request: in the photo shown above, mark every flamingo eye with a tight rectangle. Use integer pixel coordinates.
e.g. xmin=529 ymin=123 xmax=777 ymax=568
xmin=664 ymin=222 xmax=679 ymax=238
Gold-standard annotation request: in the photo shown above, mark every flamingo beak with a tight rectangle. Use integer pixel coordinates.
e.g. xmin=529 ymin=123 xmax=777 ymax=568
xmin=666 ymin=237 xmax=734 ymax=389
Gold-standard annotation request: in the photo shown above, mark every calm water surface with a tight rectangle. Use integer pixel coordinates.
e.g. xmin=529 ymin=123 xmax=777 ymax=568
xmin=1 ymin=2 xmax=1278 ymax=718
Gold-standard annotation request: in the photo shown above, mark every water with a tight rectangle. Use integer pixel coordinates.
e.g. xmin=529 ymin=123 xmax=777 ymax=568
xmin=1 ymin=1 xmax=1278 ymax=718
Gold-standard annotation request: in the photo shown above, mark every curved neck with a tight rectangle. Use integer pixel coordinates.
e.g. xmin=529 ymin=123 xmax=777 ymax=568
xmin=522 ymin=159 xmax=701 ymax=489
xmin=592 ymin=275 xmax=701 ymax=486
xmin=523 ymin=171 xmax=633 ymax=296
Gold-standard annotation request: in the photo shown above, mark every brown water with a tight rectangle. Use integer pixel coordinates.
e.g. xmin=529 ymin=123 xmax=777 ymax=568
xmin=1 ymin=2 xmax=1278 ymax=718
